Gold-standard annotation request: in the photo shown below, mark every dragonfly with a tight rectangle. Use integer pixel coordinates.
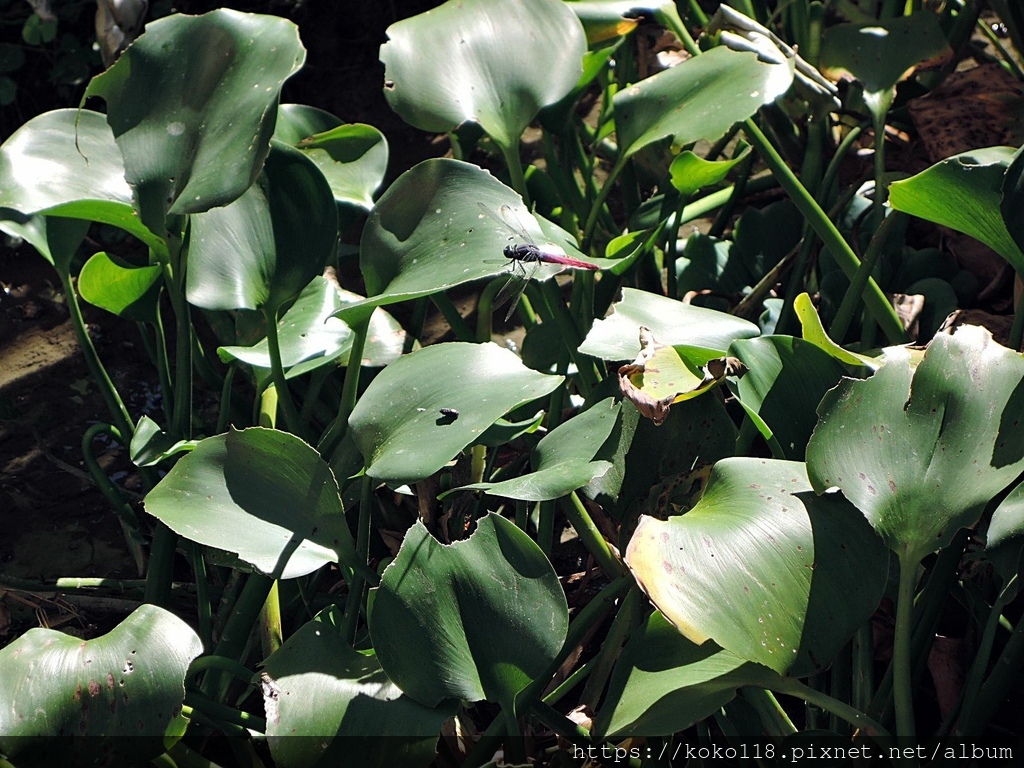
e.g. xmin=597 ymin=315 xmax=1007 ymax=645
xmin=478 ymin=203 xmax=599 ymax=321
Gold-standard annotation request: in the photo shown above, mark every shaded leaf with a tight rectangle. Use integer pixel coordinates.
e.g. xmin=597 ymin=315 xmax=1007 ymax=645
xmin=368 ymin=514 xmax=567 ymax=710
xmin=593 ymin=611 xmax=750 ymax=740
xmin=626 ymin=458 xmax=888 ymax=676
xmin=262 ymin=606 xmax=452 ymax=768
xmin=449 ymin=398 xmax=619 ymax=501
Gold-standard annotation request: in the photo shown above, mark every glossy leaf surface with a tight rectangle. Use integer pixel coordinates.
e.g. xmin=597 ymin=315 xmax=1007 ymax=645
xmin=380 ymin=0 xmax=586 ymax=149
xmin=368 ymin=514 xmax=567 ymax=709
xmin=78 ymin=251 xmax=162 ymax=321
xmin=889 ymin=147 xmax=1024 ymax=272
xmin=349 ymin=342 xmax=562 ymax=484
xmin=0 ymin=109 xmax=160 ymax=249
xmin=276 ymin=104 xmax=388 ymax=210
xmin=626 ymin=458 xmax=888 ymax=675
xmin=144 ymin=427 xmax=358 ymax=579
xmin=0 ymin=605 xmax=201 ymax=768
xmin=613 ymin=46 xmax=792 ymax=158
xmin=579 ymin=287 xmax=759 ymax=361
xmin=187 ymin=142 xmax=337 ymax=313
xmin=807 ymin=327 xmax=1024 ymax=564
xmin=84 ymin=9 xmax=305 ymax=232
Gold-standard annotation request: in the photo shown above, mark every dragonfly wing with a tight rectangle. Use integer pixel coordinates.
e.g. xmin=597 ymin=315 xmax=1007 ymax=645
xmin=494 ymin=272 xmax=529 ymax=322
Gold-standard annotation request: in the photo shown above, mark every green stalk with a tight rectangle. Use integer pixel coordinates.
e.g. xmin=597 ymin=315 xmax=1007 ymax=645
xmin=500 ymin=141 xmax=531 ymax=206
xmin=580 ymin=587 xmax=642 ymax=708
xmin=263 ymin=305 xmax=306 ymax=440
xmin=582 ymin=155 xmax=628 ymax=251
xmin=189 ymin=540 xmax=213 ymax=650
xmin=562 ymin=491 xmax=625 ymax=579
xmin=341 ymin=473 xmax=374 ymax=644
xmin=830 ymin=211 xmax=905 ymax=342
xmin=59 ymin=271 xmax=133 ymax=439
xmin=536 ymin=281 xmax=599 ymax=394
xmin=318 ymin=313 xmax=370 ymax=456
xmin=743 ymin=119 xmax=907 ymax=343
xmin=741 ymin=687 xmax=797 ymax=737
xmin=203 ymin=572 xmax=274 ymax=701
xmin=431 ymin=291 xmax=475 ymax=341
xmin=892 ymin=556 xmax=919 ymax=755
xmin=956 ymin=600 xmax=1024 ymax=742
xmin=1010 ymin=273 xmax=1024 ymax=351
xmin=216 ymin=364 xmax=238 ymax=434
xmin=770 ymin=676 xmax=893 ymax=738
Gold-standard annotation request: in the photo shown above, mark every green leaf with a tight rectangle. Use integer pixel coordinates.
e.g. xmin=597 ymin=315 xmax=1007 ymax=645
xmin=143 ymin=427 xmax=359 ymax=579
xmin=450 ymin=398 xmax=619 ymax=501
xmin=1000 ymin=142 xmax=1024 ymax=258
xmin=78 ymin=251 xmax=162 ymax=321
xmin=613 ymin=46 xmax=793 ymax=158
xmin=262 ymin=606 xmax=453 ymax=768
xmin=276 ymin=105 xmax=389 ymax=210
xmin=669 ymin=145 xmax=751 ymax=198
xmin=380 ymin=0 xmax=586 ymax=150
xmin=986 ymin=479 xmax=1024 ymax=591
xmin=794 ymin=292 xmax=877 ymax=369
xmin=22 ymin=14 xmax=57 ymax=45
xmin=345 ymin=158 xmax=607 ymax=316
xmin=0 ymin=110 xmax=161 ymax=250
xmin=0 ymin=604 xmax=202 ymax=768
xmin=219 ymin=275 xmax=353 ymax=376
xmin=349 ymin=342 xmax=562 ymax=484
xmin=84 ymin=9 xmax=306 ymax=233
xmin=129 ymin=416 xmax=195 ymax=467
xmin=579 ymin=287 xmax=759 ymax=361
xmin=626 ymin=458 xmax=888 ymax=676
xmin=889 ymin=146 xmax=1024 ymax=272
xmin=368 ymin=514 xmax=567 ymax=709
xmin=820 ymin=14 xmax=950 ymax=120
xmin=187 ymin=142 xmax=337 ymax=313
xmin=0 ymin=212 xmax=88 ymax=273
xmin=593 ymin=611 xmax=749 ymax=740
xmin=728 ymin=336 xmax=849 ymax=461
xmin=807 ymin=326 xmax=1024 ymax=565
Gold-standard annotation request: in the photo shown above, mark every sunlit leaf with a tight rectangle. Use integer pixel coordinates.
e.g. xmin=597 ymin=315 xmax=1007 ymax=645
xmin=349 ymin=342 xmax=562 ymax=484
xmin=84 ymin=9 xmax=305 ymax=233
xmin=889 ymin=147 xmax=1024 ymax=272
xmin=187 ymin=142 xmax=337 ymax=313
xmin=807 ymin=326 xmax=1024 ymax=564
xmin=626 ymin=458 xmax=888 ymax=676
xmin=0 ymin=605 xmax=201 ymax=768
xmin=380 ymin=0 xmax=586 ymax=150
xmin=144 ymin=427 xmax=358 ymax=580
xmin=614 ymin=46 xmax=793 ymax=158
xmin=78 ymin=251 xmax=162 ymax=321
xmin=579 ymin=287 xmax=759 ymax=361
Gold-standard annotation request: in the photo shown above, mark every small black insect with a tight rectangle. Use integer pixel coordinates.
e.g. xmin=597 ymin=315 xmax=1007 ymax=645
xmin=436 ymin=407 xmax=460 ymax=425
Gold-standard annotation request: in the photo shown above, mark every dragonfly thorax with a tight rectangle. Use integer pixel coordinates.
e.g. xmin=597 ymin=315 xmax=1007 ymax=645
xmin=504 ymin=243 xmax=544 ymax=262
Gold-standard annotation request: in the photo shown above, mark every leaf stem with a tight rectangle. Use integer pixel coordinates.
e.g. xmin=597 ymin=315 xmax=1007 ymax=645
xmin=742 ymin=119 xmax=908 ymax=344
xmin=893 ymin=556 xmax=919 ymax=758
xmin=264 ymin=306 xmax=306 ymax=440
xmin=562 ymin=491 xmax=625 ymax=579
